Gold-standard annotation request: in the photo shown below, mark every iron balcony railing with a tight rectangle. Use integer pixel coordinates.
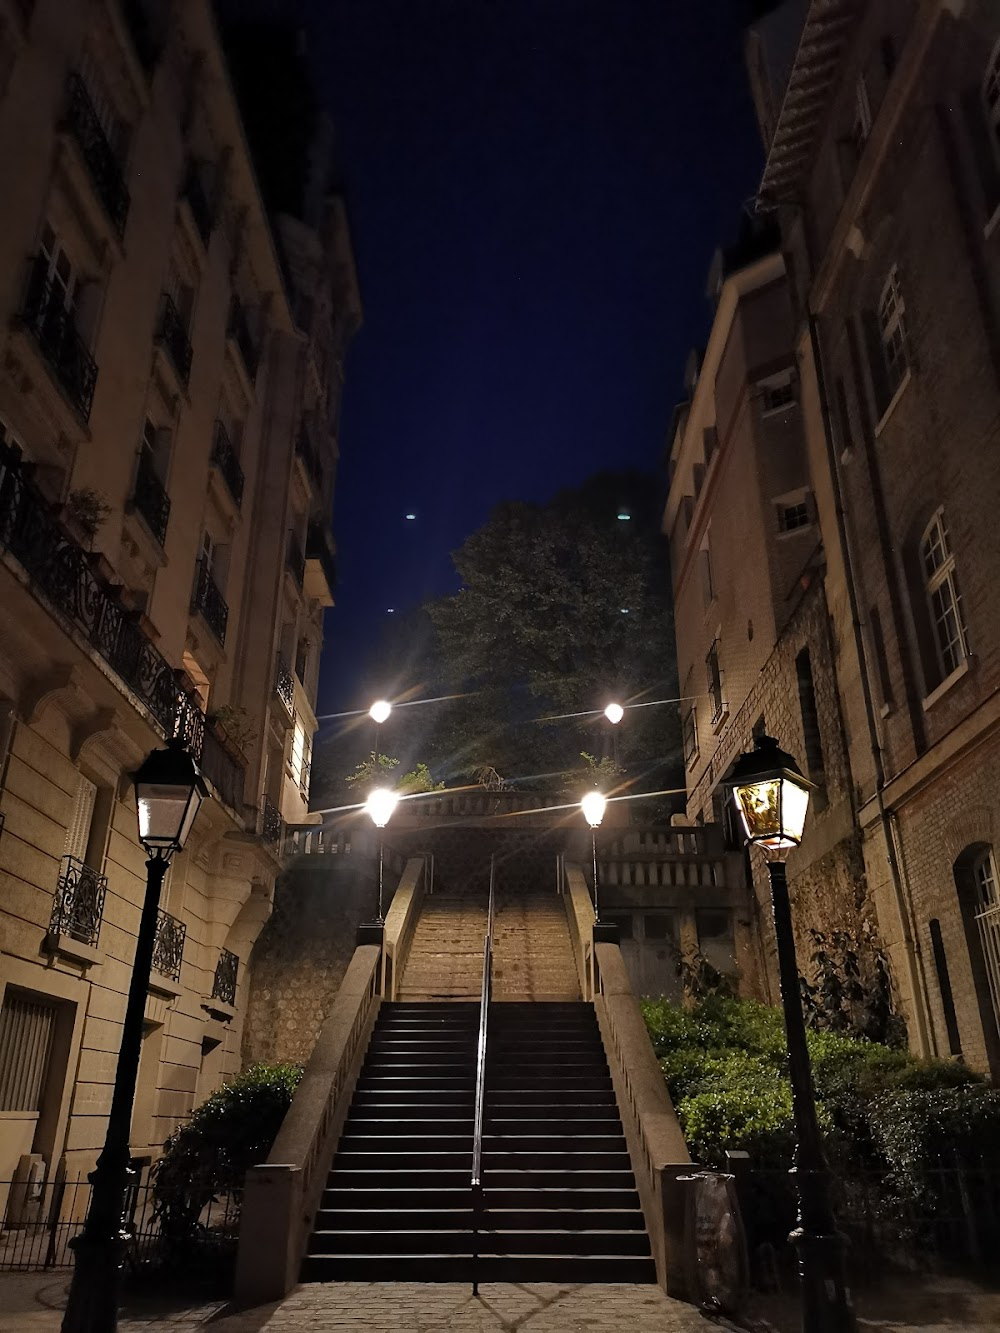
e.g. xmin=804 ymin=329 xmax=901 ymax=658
xmin=275 ymin=657 xmax=295 ymax=714
xmin=260 ymin=796 xmax=282 ymax=848
xmin=129 ymin=449 xmax=170 ymax=547
xmin=295 ymin=427 xmax=322 ymax=489
xmin=191 ymin=556 xmax=228 ymax=646
xmin=182 ymin=161 xmax=213 ymax=246
xmin=210 ymin=421 xmax=244 ymax=508
xmin=0 ymin=443 xmax=204 ymax=756
xmin=19 ymin=258 xmax=98 ymax=422
xmin=471 ymin=853 xmax=496 ymax=1297
xmin=227 ymin=300 xmax=259 ymax=382
xmin=211 ymin=948 xmax=239 ymax=1007
xmin=199 ymin=722 xmax=245 ymax=814
xmin=152 ymin=909 xmax=185 ymax=982
xmin=49 ymin=856 xmax=107 ymax=947
xmin=286 ymin=534 xmax=305 ymax=588
xmin=64 ymin=72 xmax=130 ymax=238
xmin=156 ymin=293 xmax=192 ymax=388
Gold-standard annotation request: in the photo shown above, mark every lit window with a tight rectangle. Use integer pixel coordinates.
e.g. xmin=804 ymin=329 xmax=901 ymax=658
xmin=878 ymin=267 xmax=908 ymax=396
xmin=921 ymin=511 xmax=968 ymax=679
xmin=984 ymin=40 xmax=1000 ymax=154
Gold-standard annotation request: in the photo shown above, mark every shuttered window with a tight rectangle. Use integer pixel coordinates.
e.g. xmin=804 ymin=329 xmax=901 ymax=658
xmin=64 ymin=775 xmax=97 ymax=862
xmin=0 ymin=990 xmax=58 ymax=1113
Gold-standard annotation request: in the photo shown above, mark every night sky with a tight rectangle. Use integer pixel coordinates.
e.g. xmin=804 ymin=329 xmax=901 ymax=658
xmin=304 ymin=1 xmax=763 ymax=718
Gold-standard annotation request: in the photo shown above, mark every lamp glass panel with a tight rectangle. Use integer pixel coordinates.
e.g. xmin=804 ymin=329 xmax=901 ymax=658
xmin=366 ymin=788 xmax=398 ymax=828
xmin=581 ymin=791 xmax=606 ymax=827
xmin=735 ymin=777 xmax=781 ymax=844
xmin=779 ymin=777 xmax=810 ymax=844
xmin=137 ymin=782 xmax=197 ymax=850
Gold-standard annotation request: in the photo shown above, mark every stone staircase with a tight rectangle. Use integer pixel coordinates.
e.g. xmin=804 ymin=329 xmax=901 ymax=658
xmin=303 ymin=1000 xmax=654 ymax=1282
xmin=493 ymin=887 xmax=580 ymax=1001
xmin=394 ymin=885 xmax=487 ymax=1001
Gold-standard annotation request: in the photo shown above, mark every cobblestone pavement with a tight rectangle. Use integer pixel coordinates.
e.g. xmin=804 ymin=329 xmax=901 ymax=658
xmin=0 ymin=1277 xmax=711 ymax=1331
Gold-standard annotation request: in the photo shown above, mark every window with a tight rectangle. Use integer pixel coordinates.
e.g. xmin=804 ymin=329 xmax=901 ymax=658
xmin=921 ymin=511 xmax=968 ymax=679
xmin=877 ymin=266 xmax=908 ymax=398
xmin=706 ymin=641 xmax=725 ymax=726
xmin=972 ymin=849 xmax=1000 ymax=1041
xmin=760 ymin=374 xmax=796 ymax=415
xmin=778 ymin=500 xmax=811 ymax=533
xmin=868 ymin=605 xmax=894 ymax=709
xmin=682 ymin=708 xmax=699 ymax=769
xmin=39 ymin=224 xmax=78 ymax=321
xmin=852 ymin=75 xmax=873 ymax=156
xmin=0 ymin=989 xmax=58 ymax=1113
xmin=984 ymin=40 xmax=1000 ymax=156
xmin=795 ymin=648 xmax=826 ymax=807
xmin=699 ymin=539 xmax=714 ymax=606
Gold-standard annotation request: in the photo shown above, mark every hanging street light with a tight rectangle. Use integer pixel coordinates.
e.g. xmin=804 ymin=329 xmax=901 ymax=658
xmin=724 ymin=734 xmax=856 ymax=1333
xmin=62 ymin=741 xmax=209 ymax=1333
xmin=365 ymin=786 xmax=399 ymax=922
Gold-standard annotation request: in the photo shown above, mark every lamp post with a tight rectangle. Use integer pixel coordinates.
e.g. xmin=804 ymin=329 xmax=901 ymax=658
xmin=603 ymin=702 xmax=623 ymax=769
xmin=724 ymin=734 xmax=856 ymax=1333
xmin=365 ymin=786 xmax=399 ymax=922
xmin=62 ymin=741 xmax=209 ymax=1333
xmin=580 ymin=790 xmax=606 ymax=920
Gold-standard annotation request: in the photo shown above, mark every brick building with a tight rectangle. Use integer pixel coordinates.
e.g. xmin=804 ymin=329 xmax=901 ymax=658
xmin=677 ymin=0 xmax=1000 ymax=1073
xmin=0 ymin=0 xmax=358 ymax=1212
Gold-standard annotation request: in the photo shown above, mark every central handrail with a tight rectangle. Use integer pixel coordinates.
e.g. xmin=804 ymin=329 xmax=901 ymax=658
xmin=471 ymin=853 xmax=496 ymax=1295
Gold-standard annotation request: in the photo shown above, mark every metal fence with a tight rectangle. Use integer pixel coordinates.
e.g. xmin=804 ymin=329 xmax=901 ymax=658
xmin=0 ymin=1176 xmax=241 ymax=1274
xmin=734 ymin=1164 xmax=1000 ymax=1291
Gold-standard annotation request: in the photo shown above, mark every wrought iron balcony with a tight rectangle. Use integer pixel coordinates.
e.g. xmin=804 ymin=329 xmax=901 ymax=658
xmin=295 ymin=427 xmax=322 ymax=489
xmin=210 ymin=421 xmax=244 ymax=509
xmin=228 ymin=300 xmax=259 ymax=382
xmin=200 ymin=722 xmax=245 ymax=813
xmin=286 ymin=534 xmax=305 ymax=588
xmin=49 ymin=855 xmax=107 ymax=947
xmin=260 ymin=796 xmax=282 ymax=849
xmin=19 ymin=258 xmax=98 ymax=422
xmin=129 ymin=448 xmax=170 ymax=547
xmin=64 ymin=73 xmax=130 ymax=239
xmin=211 ymin=948 xmax=239 ymax=1007
xmin=0 ymin=443 xmax=203 ymax=754
xmin=191 ymin=556 xmax=228 ymax=646
xmin=182 ymin=161 xmax=213 ymax=246
xmin=152 ymin=909 xmax=185 ymax=982
xmin=275 ymin=657 xmax=295 ymax=714
xmin=157 ymin=294 xmax=193 ymax=388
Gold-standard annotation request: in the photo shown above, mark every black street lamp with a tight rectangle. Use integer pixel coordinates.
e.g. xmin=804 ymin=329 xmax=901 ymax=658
xmin=724 ymin=734 xmax=856 ymax=1333
xmin=365 ymin=786 xmax=399 ymax=923
xmin=580 ymin=790 xmax=607 ymax=920
xmin=62 ymin=741 xmax=209 ymax=1333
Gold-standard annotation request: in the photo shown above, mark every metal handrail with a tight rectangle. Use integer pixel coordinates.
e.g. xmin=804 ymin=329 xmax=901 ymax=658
xmin=471 ymin=853 xmax=495 ymax=1295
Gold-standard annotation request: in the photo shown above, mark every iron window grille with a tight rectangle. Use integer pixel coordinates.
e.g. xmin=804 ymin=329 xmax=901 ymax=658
xmin=211 ymin=949 xmax=239 ymax=1007
xmin=130 ymin=448 xmax=171 ymax=547
xmin=210 ymin=421 xmax=244 ymax=508
xmin=191 ymin=556 xmax=229 ymax=646
xmin=64 ymin=72 xmax=130 ymax=239
xmin=18 ymin=257 xmax=98 ymax=421
xmin=275 ymin=657 xmax=295 ymax=715
xmin=49 ymin=855 xmax=107 ymax=947
xmin=156 ymin=293 xmax=193 ymax=387
xmin=921 ymin=511 xmax=968 ymax=680
xmin=152 ymin=909 xmax=185 ymax=982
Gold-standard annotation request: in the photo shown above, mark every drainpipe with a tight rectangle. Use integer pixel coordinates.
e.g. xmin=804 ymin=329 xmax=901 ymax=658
xmin=806 ymin=310 xmax=933 ymax=1056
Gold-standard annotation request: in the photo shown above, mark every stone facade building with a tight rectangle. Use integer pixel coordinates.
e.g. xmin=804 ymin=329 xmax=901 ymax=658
xmin=0 ymin=0 xmax=358 ymax=1213
xmin=669 ymin=0 xmax=1000 ymax=1073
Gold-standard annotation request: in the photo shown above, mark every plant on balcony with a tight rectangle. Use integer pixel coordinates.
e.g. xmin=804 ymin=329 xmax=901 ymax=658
xmin=151 ymin=1062 xmax=302 ymax=1259
xmin=63 ymin=487 xmax=111 ymax=545
xmin=208 ymin=704 xmax=257 ymax=756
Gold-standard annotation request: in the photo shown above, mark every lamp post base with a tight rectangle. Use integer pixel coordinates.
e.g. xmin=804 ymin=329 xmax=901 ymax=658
xmin=790 ymin=1221 xmax=855 ymax=1333
xmin=61 ymin=1226 xmax=131 ymax=1332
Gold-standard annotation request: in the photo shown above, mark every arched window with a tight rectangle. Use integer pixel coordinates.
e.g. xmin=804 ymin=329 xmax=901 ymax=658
xmin=972 ymin=848 xmax=1000 ymax=1035
xmin=920 ymin=510 xmax=968 ymax=680
xmin=983 ymin=39 xmax=1000 ymax=156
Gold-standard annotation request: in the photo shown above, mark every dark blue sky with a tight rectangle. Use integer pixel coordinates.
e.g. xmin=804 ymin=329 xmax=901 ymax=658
xmin=306 ymin=1 xmax=763 ymax=714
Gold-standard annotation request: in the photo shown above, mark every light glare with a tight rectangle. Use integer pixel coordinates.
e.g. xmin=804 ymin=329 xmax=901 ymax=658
xmin=581 ymin=790 xmax=607 ymax=828
xmin=365 ymin=787 xmax=399 ymax=828
xmin=369 ymin=700 xmax=392 ymax=724
xmin=604 ymin=703 xmax=624 ymax=725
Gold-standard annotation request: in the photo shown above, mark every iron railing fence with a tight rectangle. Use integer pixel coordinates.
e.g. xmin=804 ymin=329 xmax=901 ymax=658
xmin=0 ymin=1177 xmax=241 ymax=1273
xmin=19 ymin=258 xmax=98 ymax=421
xmin=64 ymin=72 xmax=130 ymax=238
xmin=734 ymin=1164 xmax=1000 ymax=1290
xmin=130 ymin=448 xmax=171 ymax=547
xmin=210 ymin=420 xmax=244 ymax=508
xmin=190 ymin=556 xmax=228 ymax=646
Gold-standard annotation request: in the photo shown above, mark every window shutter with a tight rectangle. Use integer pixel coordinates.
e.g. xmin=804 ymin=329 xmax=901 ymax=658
xmin=961 ymin=88 xmax=1000 ymax=218
xmin=64 ymin=775 xmax=97 ymax=862
xmin=0 ymin=991 xmax=58 ymax=1113
xmin=860 ymin=309 xmax=891 ymax=421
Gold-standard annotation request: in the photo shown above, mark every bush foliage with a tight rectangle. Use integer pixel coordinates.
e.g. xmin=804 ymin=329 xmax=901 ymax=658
xmin=641 ymin=996 xmax=999 ymax=1183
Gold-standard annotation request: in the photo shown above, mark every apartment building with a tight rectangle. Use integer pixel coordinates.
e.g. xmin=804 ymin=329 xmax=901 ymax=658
xmin=663 ymin=221 xmax=871 ymax=1003
xmin=0 ymin=0 xmax=358 ymax=1211
xmin=725 ymin=0 xmax=1000 ymax=1074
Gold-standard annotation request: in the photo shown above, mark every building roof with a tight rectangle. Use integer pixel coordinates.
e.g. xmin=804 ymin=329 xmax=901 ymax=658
xmin=757 ymin=0 xmax=860 ymax=204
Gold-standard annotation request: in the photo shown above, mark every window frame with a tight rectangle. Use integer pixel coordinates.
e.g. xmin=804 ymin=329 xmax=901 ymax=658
xmin=920 ymin=510 xmax=969 ymax=682
xmin=983 ymin=38 xmax=1000 ymax=161
xmin=877 ymin=266 xmax=909 ymax=398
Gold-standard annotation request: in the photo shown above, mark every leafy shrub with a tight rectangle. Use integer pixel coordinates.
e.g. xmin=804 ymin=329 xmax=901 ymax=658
xmin=151 ymin=1063 xmax=302 ymax=1255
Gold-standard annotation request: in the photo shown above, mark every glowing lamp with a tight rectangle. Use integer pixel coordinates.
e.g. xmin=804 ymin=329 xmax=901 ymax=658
xmin=365 ymin=787 xmax=399 ymax=829
xmin=604 ymin=702 xmax=624 ymax=725
xmin=725 ymin=734 xmax=812 ymax=856
xmin=369 ymin=700 xmax=392 ymax=725
xmin=133 ymin=742 xmax=209 ymax=854
xmin=581 ymin=791 xmax=607 ymax=829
